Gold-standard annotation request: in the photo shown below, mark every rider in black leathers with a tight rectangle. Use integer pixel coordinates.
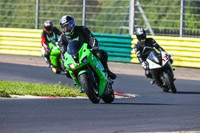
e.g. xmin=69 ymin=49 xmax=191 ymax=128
xmin=134 ymin=28 xmax=168 ymax=84
xmin=41 ymin=20 xmax=62 ymax=66
xmin=58 ymin=15 xmax=116 ymax=80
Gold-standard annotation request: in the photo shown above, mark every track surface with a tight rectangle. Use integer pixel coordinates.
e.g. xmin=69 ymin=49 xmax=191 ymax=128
xmin=0 ymin=62 xmax=200 ymax=133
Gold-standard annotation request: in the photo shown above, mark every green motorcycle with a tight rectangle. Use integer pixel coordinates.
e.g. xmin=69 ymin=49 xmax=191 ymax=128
xmin=48 ymin=41 xmax=63 ymax=74
xmin=64 ymin=41 xmax=115 ymax=104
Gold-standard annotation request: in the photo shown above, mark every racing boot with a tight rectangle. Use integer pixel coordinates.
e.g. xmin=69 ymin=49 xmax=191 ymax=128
xmin=95 ymin=50 xmax=116 ymax=79
xmin=145 ymin=69 xmax=154 ymax=84
xmin=44 ymin=49 xmax=51 ymax=67
xmin=45 ymin=58 xmax=51 ymax=68
xmin=150 ymin=78 xmax=155 ymax=85
xmin=102 ymin=60 xmax=116 ymax=79
xmin=47 ymin=59 xmax=51 ymax=68
xmin=107 ymin=69 xmax=117 ymax=80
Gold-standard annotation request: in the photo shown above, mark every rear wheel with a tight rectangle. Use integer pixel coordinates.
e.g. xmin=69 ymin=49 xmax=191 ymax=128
xmin=79 ymin=73 xmax=100 ymax=104
xmin=102 ymin=85 xmax=115 ymax=103
xmin=162 ymin=72 xmax=177 ymax=93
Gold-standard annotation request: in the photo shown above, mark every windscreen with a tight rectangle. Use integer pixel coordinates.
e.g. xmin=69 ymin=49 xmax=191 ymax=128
xmin=147 ymin=50 xmax=161 ymax=64
xmin=67 ymin=41 xmax=83 ymax=55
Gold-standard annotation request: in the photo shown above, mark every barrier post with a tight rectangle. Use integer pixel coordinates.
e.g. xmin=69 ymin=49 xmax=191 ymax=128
xmin=35 ymin=0 xmax=40 ymax=29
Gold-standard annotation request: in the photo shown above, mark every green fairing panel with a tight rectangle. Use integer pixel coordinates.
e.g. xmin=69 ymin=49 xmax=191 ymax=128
xmin=89 ymin=55 xmax=108 ymax=96
xmin=48 ymin=42 xmax=61 ymax=67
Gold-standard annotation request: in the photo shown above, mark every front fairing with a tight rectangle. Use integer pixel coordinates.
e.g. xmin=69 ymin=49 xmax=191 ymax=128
xmin=64 ymin=43 xmax=92 ymax=70
xmin=49 ymin=42 xmax=61 ymax=56
xmin=49 ymin=42 xmax=61 ymax=67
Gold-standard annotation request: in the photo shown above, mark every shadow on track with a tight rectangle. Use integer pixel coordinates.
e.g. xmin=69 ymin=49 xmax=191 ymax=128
xmin=101 ymin=103 xmax=176 ymax=105
xmin=176 ymin=91 xmax=200 ymax=95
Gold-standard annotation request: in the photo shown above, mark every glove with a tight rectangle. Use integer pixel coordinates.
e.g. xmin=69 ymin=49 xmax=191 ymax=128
xmin=92 ymin=46 xmax=99 ymax=51
xmin=91 ymin=47 xmax=99 ymax=55
xmin=142 ymin=61 xmax=148 ymax=69
xmin=169 ymin=55 xmax=173 ymax=64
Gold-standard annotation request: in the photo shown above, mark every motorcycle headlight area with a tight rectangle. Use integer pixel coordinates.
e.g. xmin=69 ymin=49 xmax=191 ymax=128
xmin=68 ymin=64 xmax=76 ymax=69
xmin=81 ymin=56 xmax=88 ymax=63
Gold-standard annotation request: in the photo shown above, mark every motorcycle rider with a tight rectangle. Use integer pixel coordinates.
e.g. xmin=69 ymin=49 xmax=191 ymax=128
xmin=134 ymin=28 xmax=171 ymax=84
xmin=58 ymin=15 xmax=116 ymax=80
xmin=41 ymin=20 xmax=62 ymax=66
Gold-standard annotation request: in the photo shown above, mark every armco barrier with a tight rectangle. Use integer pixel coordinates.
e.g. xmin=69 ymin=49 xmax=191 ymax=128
xmin=0 ymin=28 xmax=133 ymax=62
xmin=1 ymin=27 xmax=200 ymax=68
xmin=0 ymin=28 xmax=42 ymax=56
xmin=131 ymin=35 xmax=200 ymax=68
xmin=93 ymin=33 xmax=132 ymax=62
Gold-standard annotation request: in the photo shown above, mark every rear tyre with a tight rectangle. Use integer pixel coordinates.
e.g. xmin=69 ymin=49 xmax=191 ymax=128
xmin=102 ymin=87 xmax=115 ymax=103
xmin=163 ymin=72 xmax=177 ymax=93
xmin=79 ymin=73 xmax=100 ymax=104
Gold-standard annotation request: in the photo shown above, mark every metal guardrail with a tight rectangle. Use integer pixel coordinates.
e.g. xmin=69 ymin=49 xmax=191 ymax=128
xmin=93 ymin=33 xmax=132 ymax=62
xmin=0 ymin=28 xmax=42 ymax=56
xmin=131 ymin=35 xmax=200 ymax=68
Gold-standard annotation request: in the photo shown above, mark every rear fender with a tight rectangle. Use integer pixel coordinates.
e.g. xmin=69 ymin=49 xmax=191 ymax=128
xmin=78 ymin=70 xmax=88 ymax=76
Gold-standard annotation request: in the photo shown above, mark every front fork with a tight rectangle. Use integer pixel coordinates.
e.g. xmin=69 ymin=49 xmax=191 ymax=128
xmin=68 ymin=70 xmax=82 ymax=90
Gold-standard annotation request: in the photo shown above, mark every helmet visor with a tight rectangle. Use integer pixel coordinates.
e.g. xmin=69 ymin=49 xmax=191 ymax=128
xmin=62 ymin=24 xmax=72 ymax=33
xmin=45 ymin=26 xmax=53 ymax=34
xmin=137 ymin=35 xmax=146 ymax=41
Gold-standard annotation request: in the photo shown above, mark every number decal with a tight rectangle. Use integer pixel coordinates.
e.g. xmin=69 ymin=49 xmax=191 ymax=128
xmin=162 ymin=55 xmax=168 ymax=63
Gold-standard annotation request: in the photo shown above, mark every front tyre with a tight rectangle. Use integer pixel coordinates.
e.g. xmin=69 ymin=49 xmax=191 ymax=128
xmin=163 ymin=72 xmax=177 ymax=93
xmin=79 ymin=73 xmax=100 ymax=104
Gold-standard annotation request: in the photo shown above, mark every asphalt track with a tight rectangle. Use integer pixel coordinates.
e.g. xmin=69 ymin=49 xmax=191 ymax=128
xmin=0 ymin=55 xmax=200 ymax=133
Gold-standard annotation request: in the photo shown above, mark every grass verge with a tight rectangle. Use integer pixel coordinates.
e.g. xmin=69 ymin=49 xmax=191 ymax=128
xmin=0 ymin=80 xmax=86 ymax=98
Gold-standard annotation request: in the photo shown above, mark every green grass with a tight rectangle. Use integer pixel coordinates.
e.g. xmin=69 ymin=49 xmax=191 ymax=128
xmin=0 ymin=80 xmax=86 ymax=98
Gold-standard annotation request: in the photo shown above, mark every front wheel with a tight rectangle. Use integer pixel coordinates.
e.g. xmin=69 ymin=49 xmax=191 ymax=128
xmin=79 ymin=73 xmax=100 ymax=104
xmin=162 ymin=72 xmax=177 ymax=93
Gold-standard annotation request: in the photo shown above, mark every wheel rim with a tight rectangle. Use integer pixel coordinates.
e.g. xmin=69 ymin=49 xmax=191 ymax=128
xmin=91 ymin=82 xmax=99 ymax=95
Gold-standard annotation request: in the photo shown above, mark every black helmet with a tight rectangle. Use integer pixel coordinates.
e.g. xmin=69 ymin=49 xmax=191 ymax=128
xmin=135 ymin=28 xmax=146 ymax=42
xmin=59 ymin=15 xmax=75 ymax=36
xmin=44 ymin=21 xmax=53 ymax=33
